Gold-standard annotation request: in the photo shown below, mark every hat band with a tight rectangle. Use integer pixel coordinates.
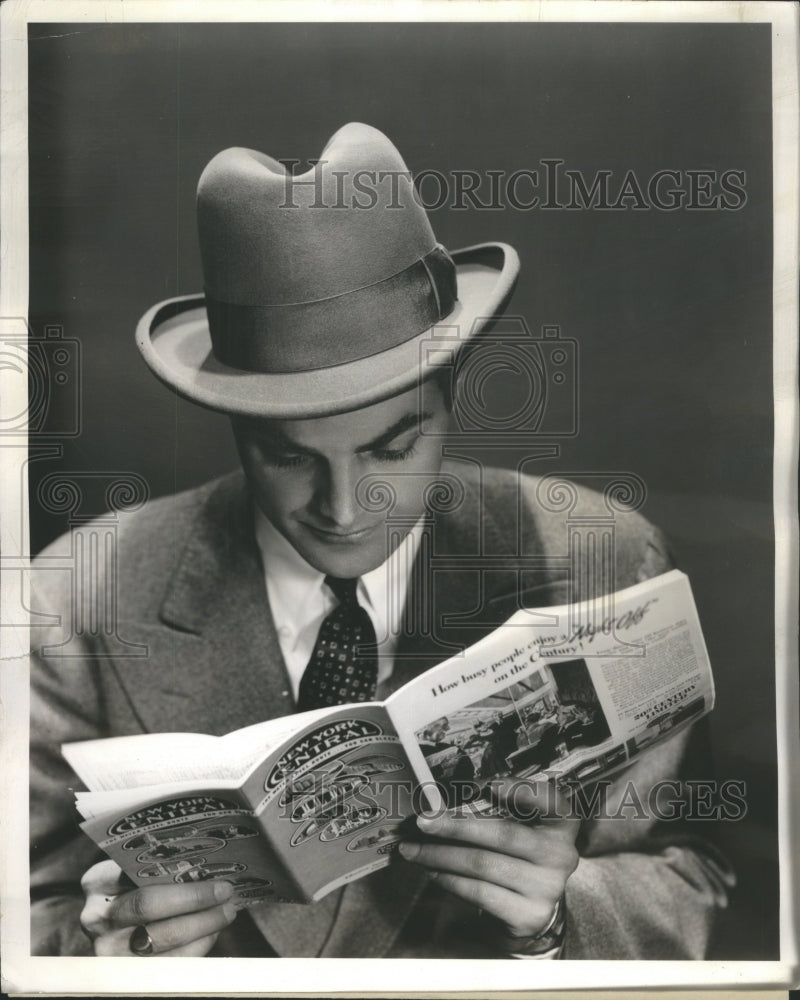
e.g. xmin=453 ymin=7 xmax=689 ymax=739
xmin=205 ymin=244 xmax=457 ymax=374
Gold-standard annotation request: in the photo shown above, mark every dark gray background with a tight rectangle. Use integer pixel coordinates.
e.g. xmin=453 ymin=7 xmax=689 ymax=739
xmin=27 ymin=21 xmax=775 ymax=958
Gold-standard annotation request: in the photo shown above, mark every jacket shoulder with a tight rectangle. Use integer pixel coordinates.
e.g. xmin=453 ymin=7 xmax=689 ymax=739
xmin=478 ymin=465 xmax=674 ymax=587
xmin=31 ymin=472 xmax=244 ymax=631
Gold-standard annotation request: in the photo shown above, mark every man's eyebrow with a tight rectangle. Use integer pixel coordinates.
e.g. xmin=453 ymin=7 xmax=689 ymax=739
xmin=355 ymin=411 xmax=431 ymax=453
xmin=255 ymin=426 xmax=312 ymax=454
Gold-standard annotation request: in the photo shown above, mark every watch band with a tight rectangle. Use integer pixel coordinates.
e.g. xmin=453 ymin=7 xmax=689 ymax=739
xmin=505 ymin=895 xmax=566 ymax=959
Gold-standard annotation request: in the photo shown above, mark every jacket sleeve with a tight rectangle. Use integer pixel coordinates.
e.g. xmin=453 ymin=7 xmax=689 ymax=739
xmin=29 ymin=551 xmax=107 ymax=956
xmin=562 ymin=723 xmax=734 ymax=958
xmin=559 ymin=523 xmax=735 ymax=958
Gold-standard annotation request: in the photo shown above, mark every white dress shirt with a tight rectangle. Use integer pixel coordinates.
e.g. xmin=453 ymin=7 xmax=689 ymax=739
xmin=254 ymin=508 xmax=424 ymax=702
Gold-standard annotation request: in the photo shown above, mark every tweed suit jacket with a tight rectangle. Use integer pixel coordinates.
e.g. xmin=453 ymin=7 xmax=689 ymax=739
xmin=29 ymin=462 xmax=732 ymax=959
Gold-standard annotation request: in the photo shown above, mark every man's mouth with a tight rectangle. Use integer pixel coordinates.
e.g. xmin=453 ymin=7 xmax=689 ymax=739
xmin=303 ymin=523 xmax=378 ymax=544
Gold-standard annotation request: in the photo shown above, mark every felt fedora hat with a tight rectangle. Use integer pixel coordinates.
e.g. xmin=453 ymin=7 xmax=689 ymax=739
xmin=136 ymin=123 xmax=520 ymax=418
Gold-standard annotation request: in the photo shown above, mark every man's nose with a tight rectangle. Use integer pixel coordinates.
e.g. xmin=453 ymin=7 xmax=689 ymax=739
xmin=315 ymin=461 xmax=360 ymax=528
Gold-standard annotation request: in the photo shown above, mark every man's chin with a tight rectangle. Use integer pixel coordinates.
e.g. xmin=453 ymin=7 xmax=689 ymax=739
xmin=305 ymin=550 xmax=385 ymax=580
xmin=293 ymin=531 xmax=392 ymax=579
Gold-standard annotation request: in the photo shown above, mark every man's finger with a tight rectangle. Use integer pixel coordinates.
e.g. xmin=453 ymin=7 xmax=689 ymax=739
xmin=108 ymin=879 xmax=234 ymax=929
xmin=490 ymin=777 xmax=582 ymax=834
xmin=414 ymin=809 xmax=578 ymax=865
xmin=430 ymin=873 xmax=555 ymax=938
xmin=93 ymin=901 xmax=235 ymax=956
xmin=157 ymin=932 xmax=222 ymax=958
xmin=81 ymin=860 xmax=134 ymax=939
xmin=131 ymin=901 xmax=236 ymax=954
xmin=399 ymin=841 xmax=564 ymax=898
xmin=80 ymin=859 xmax=128 ymax=899
xmin=93 ymin=925 xmax=147 ymax=956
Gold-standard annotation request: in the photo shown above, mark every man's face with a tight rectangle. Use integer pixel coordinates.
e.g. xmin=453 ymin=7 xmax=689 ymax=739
xmin=231 ymin=378 xmax=452 ymax=578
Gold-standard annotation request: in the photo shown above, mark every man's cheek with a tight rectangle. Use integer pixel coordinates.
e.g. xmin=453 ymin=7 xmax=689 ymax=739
xmin=256 ymin=474 xmax=304 ymax=520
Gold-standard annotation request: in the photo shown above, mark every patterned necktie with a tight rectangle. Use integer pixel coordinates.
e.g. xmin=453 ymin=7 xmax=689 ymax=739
xmin=296 ymin=576 xmax=379 ymax=711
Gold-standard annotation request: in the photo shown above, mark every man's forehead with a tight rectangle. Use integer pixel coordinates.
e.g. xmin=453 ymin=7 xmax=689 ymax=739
xmin=235 ymin=378 xmax=444 ymax=446
xmin=245 ymin=409 xmax=420 ymax=445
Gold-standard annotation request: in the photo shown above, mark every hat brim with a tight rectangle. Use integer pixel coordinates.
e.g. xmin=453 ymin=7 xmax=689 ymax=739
xmin=136 ymin=242 xmax=520 ymax=418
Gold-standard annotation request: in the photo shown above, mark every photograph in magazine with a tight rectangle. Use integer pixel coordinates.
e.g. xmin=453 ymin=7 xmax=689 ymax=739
xmin=417 ymin=665 xmax=616 ymax=801
xmin=4 ymin=5 xmax=794 ymax=984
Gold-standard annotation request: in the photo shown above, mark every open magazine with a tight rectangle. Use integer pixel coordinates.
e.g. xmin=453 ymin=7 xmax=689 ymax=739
xmin=63 ymin=568 xmax=713 ymax=908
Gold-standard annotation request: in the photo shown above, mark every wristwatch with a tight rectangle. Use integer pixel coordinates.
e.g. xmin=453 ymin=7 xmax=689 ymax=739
xmin=505 ymin=895 xmax=566 ymax=960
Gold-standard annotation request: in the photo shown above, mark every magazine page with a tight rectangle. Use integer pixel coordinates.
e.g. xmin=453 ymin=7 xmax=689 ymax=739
xmin=387 ymin=570 xmax=713 ymax=811
xmin=79 ymin=786 xmax=303 ymax=908
xmin=557 ymin=569 xmax=715 ymax=783
xmin=241 ymin=702 xmax=418 ymax=902
xmin=62 ymin=706 xmax=334 ymax=793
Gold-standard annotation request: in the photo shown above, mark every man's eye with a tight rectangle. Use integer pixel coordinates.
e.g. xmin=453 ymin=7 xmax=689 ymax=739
xmin=259 ymin=447 xmax=308 ymax=468
xmin=372 ymin=441 xmax=417 ymax=463
xmin=274 ymin=454 xmax=308 ymax=468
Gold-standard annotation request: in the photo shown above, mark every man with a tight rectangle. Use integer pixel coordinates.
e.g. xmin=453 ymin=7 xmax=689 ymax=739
xmin=483 ymin=710 xmax=521 ymax=778
xmin=29 ymin=124 xmax=732 ymax=959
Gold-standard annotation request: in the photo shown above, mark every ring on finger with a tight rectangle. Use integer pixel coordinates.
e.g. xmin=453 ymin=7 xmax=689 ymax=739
xmin=129 ymin=924 xmax=155 ymax=956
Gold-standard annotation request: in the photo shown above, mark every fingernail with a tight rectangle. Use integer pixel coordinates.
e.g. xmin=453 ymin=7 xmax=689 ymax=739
xmin=417 ymin=813 xmax=440 ymax=831
xmin=214 ymin=880 xmax=234 ymax=902
xmin=398 ymin=841 xmax=419 ymax=860
xmin=222 ymin=901 xmax=238 ymax=922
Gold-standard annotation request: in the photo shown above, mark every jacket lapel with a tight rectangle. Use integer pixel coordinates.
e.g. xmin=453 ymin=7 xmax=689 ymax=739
xmin=388 ymin=464 xmax=559 ymax=693
xmin=109 ymin=474 xmax=295 ymax=736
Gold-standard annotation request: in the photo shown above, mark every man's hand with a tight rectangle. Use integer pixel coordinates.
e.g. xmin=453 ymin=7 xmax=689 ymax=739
xmin=80 ymin=860 xmax=238 ymax=956
xmin=397 ymin=779 xmax=579 ymax=944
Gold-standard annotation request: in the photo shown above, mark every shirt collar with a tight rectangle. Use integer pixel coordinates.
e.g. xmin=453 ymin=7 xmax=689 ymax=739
xmin=359 ymin=518 xmax=424 ymax=636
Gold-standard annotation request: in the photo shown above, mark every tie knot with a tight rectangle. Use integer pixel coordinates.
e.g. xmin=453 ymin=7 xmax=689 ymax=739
xmin=325 ymin=575 xmax=359 ymax=606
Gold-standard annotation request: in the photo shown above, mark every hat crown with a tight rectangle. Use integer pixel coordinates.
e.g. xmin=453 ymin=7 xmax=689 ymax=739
xmin=197 ymin=123 xmax=436 ymax=307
